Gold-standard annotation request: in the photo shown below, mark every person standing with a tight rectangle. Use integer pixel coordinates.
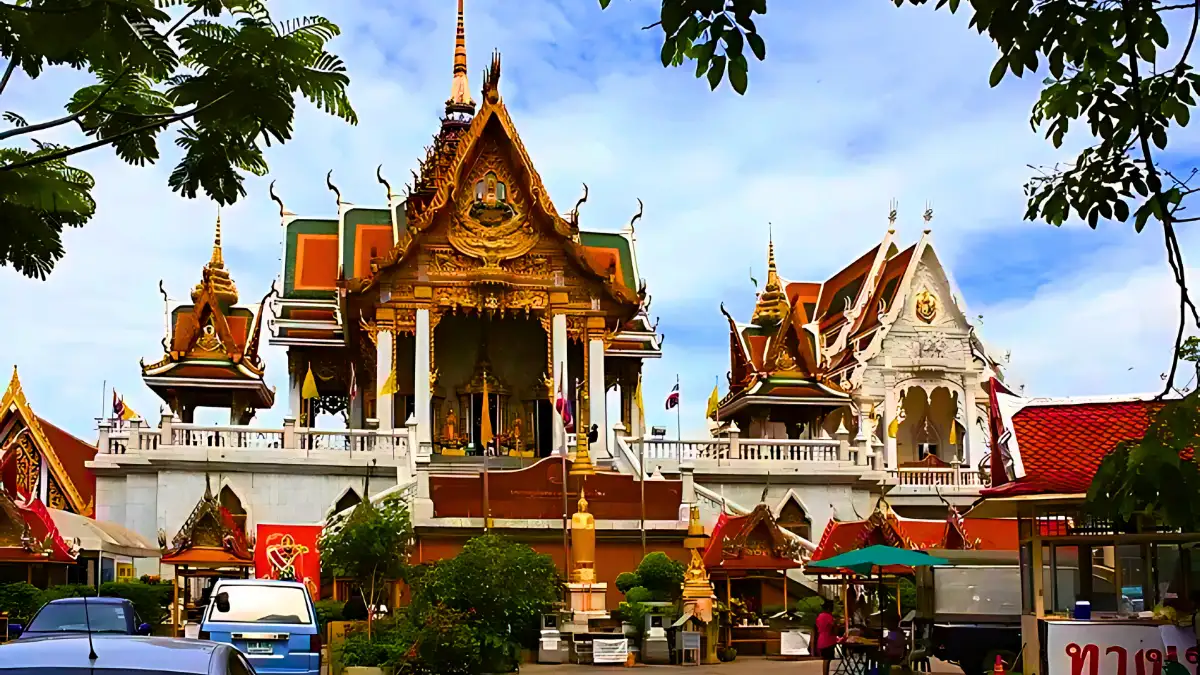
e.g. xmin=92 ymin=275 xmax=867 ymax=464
xmin=815 ymin=599 xmax=839 ymax=675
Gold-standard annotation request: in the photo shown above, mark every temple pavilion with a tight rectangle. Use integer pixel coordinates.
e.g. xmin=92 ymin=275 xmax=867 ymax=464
xmin=268 ymin=0 xmax=661 ymax=460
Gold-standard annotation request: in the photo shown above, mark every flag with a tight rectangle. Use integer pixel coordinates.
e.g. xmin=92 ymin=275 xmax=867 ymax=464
xmin=705 ymin=385 xmax=720 ymax=419
xmin=887 ymin=400 xmax=906 ymax=439
xmin=481 ymin=377 xmax=494 ymax=450
xmin=949 ymin=397 xmax=965 ymax=446
xmin=379 ymin=367 xmax=398 ymax=397
xmin=348 ymin=363 xmax=357 ymax=400
xmin=665 ymin=383 xmax=680 ymax=410
xmin=112 ymin=391 xmax=138 ymax=421
xmin=555 ymin=374 xmax=573 ymax=432
xmin=634 ymin=373 xmax=645 ymax=424
xmin=948 ymin=421 xmax=957 ymax=446
xmin=302 ymin=365 xmax=320 ymax=400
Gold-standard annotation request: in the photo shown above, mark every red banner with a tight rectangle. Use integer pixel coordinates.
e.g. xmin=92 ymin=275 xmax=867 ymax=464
xmin=254 ymin=524 xmax=322 ymax=600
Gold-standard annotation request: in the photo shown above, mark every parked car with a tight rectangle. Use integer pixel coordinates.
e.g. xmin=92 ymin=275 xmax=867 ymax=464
xmin=13 ymin=598 xmax=151 ymax=640
xmin=0 ymin=634 xmax=256 ymax=674
xmin=199 ymin=579 xmax=320 ymax=675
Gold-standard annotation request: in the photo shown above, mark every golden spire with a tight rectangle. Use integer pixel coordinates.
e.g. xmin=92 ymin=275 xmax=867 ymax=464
xmin=751 ymin=226 xmax=788 ymax=327
xmin=192 ymin=209 xmax=239 ymax=305
xmin=447 ymin=0 xmax=474 ymax=111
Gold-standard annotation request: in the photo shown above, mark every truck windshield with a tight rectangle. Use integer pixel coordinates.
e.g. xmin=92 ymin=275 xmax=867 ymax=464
xmin=206 ymin=585 xmax=312 ymax=625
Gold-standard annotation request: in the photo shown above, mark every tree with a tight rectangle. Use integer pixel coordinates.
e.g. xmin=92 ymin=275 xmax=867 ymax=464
xmin=318 ymin=496 xmax=413 ymax=636
xmin=601 ymin=0 xmax=1200 ymax=395
xmin=0 ymin=0 xmax=357 ymax=279
xmin=1087 ymin=337 xmax=1200 ymax=530
xmin=409 ymin=534 xmax=560 ymax=672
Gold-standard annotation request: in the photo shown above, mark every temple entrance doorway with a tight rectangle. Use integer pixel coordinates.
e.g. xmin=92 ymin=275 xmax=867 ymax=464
xmin=432 ymin=313 xmax=551 ymax=457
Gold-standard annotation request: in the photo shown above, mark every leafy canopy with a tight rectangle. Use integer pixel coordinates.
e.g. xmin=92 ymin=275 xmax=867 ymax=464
xmin=603 ymin=0 xmax=1200 ymax=394
xmin=0 ymin=0 xmax=357 ymax=279
xmin=318 ymin=496 xmax=413 ymax=611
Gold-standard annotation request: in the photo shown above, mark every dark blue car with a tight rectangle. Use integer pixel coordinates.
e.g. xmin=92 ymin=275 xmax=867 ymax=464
xmin=15 ymin=598 xmax=151 ymax=639
xmin=0 ymin=634 xmax=256 ymax=674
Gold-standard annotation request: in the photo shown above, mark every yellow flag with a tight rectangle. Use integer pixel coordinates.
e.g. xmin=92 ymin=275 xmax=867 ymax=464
xmin=302 ymin=365 xmax=320 ymax=400
xmin=481 ymin=378 xmax=494 ymax=449
xmin=949 ymin=421 xmax=958 ymax=446
xmin=887 ymin=402 xmax=906 ymax=439
xmin=634 ymin=374 xmax=645 ymax=424
xmin=705 ymin=385 xmax=720 ymax=419
xmin=379 ymin=368 xmax=398 ymax=397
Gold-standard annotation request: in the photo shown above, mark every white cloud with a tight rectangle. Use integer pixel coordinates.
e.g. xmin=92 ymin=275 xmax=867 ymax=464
xmin=0 ymin=0 xmax=1187 ymax=440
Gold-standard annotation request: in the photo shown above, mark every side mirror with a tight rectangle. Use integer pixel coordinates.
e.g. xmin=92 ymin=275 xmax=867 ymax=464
xmin=215 ymin=592 xmax=230 ymax=614
xmin=136 ymin=623 xmax=151 ymax=636
xmin=8 ymin=624 xmax=22 ymax=638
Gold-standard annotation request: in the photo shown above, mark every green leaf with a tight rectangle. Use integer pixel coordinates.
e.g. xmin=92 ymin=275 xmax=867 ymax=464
xmin=598 ymin=0 xmax=612 ymax=8
xmin=1114 ymin=199 xmax=1129 ymax=222
xmin=728 ymin=54 xmax=749 ymax=95
xmin=661 ymin=36 xmax=677 ymax=67
xmin=1178 ymin=104 xmax=1191 ymax=127
xmin=989 ymin=55 xmax=1008 ymax=87
xmin=1152 ymin=125 xmax=1167 ymax=149
xmin=707 ymin=54 xmax=726 ymax=90
xmin=747 ymin=32 xmax=766 ymax=61
xmin=1137 ymin=39 xmax=1156 ymax=63
xmin=1134 ymin=202 xmax=1154 ymax=233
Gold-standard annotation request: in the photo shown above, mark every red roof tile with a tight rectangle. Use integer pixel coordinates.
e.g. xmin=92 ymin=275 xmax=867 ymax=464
xmin=983 ymin=398 xmax=1162 ymax=497
xmin=35 ymin=417 xmax=97 ymax=515
xmin=850 ymin=244 xmax=915 ymax=339
xmin=811 ymin=509 xmax=1017 ymax=564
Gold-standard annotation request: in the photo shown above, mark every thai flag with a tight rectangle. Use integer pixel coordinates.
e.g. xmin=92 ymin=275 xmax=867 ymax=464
xmin=665 ymin=383 xmax=680 ymax=410
xmin=555 ymin=374 xmax=574 ymax=432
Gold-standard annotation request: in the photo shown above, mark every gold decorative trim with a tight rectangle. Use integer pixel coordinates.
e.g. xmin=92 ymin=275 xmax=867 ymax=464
xmin=0 ymin=368 xmax=88 ymax=514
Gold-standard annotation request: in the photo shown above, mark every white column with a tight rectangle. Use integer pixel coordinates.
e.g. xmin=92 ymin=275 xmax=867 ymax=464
xmin=588 ymin=337 xmax=608 ymax=458
xmin=414 ymin=309 xmax=431 ymax=444
xmin=963 ymin=388 xmax=978 ymax=468
xmin=376 ymin=330 xmax=394 ymax=431
xmin=551 ymin=313 xmax=568 ymax=452
xmin=288 ymin=365 xmax=302 ymax=420
xmin=884 ymin=386 xmax=898 ymax=470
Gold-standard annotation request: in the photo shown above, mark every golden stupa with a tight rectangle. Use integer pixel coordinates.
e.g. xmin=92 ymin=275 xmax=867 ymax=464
xmin=681 ymin=504 xmax=715 ymax=622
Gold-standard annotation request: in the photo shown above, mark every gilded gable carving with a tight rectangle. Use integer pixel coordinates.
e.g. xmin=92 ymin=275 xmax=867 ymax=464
xmin=448 ymin=139 xmax=539 ymax=265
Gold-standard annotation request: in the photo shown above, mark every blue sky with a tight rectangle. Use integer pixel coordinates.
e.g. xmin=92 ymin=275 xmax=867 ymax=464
xmin=1 ymin=0 xmax=1196 ymax=439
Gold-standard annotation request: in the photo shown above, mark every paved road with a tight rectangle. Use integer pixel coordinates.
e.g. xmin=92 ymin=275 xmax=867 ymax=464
xmin=521 ymin=657 xmax=965 ymax=674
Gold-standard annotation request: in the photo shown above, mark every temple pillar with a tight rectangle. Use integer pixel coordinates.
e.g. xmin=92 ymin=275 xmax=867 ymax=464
xmin=630 ymin=363 xmax=645 ymax=439
xmin=587 ymin=318 xmax=608 ymax=459
xmin=551 ymin=313 xmax=568 ymax=452
xmin=884 ymin=385 xmax=898 ymax=470
xmin=962 ymin=382 xmax=978 ymax=467
xmin=288 ymin=360 xmax=301 ymax=420
xmin=414 ymin=309 xmax=432 ymax=444
xmin=376 ymin=330 xmax=394 ymax=431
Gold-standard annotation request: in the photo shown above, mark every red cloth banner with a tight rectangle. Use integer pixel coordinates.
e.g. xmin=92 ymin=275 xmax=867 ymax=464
xmin=254 ymin=524 xmax=322 ymax=600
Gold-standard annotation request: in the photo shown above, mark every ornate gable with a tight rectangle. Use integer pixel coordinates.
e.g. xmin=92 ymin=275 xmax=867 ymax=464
xmin=163 ymin=478 xmax=252 ymax=563
xmin=0 ymin=368 xmax=94 ymax=516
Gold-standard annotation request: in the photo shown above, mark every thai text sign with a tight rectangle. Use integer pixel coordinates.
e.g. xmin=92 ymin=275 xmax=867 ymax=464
xmin=254 ymin=524 xmax=322 ymax=600
xmin=1046 ymin=621 xmax=1198 ymax=675
xmin=592 ymin=638 xmax=629 ymax=664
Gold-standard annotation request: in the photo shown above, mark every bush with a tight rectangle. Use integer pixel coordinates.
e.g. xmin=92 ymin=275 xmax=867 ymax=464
xmin=0 ymin=583 xmax=43 ymax=625
xmin=313 ymin=599 xmax=345 ymax=628
xmin=99 ymin=581 xmax=172 ymax=628
xmin=623 ymin=586 xmax=653 ymax=605
xmin=635 ymin=552 xmax=684 ymax=601
xmin=615 ymin=572 xmax=641 ymax=594
xmin=40 ymin=585 xmax=93 ymax=603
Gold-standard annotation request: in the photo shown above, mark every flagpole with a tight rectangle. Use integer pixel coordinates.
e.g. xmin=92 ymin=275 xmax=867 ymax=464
xmin=100 ymin=380 xmax=107 ymax=425
xmin=675 ymin=374 xmax=681 ymax=442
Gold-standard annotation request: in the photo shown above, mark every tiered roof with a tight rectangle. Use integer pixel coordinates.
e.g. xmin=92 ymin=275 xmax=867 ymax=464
xmin=702 ymin=503 xmax=806 ymax=572
xmin=0 ymin=485 xmax=77 ymax=564
xmin=0 ymin=367 xmax=96 ymax=516
xmin=160 ymin=478 xmax=252 ymax=567
xmin=141 ymin=215 xmax=274 ymax=415
xmin=982 ymin=378 xmax=1164 ymax=497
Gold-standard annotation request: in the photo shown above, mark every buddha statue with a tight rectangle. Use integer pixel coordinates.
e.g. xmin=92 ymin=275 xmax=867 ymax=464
xmin=443 ymin=406 xmax=459 ymax=443
xmin=570 ymin=489 xmax=596 ymax=585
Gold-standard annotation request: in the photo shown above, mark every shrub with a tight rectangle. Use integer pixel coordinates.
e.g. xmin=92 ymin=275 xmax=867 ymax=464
xmin=634 ymin=552 xmax=684 ymax=601
xmin=319 ymin=496 xmax=413 ymax=636
xmin=615 ymin=572 xmax=641 ymax=594
xmin=100 ymin=581 xmax=172 ymax=628
xmin=40 ymin=585 xmax=93 ymax=602
xmin=623 ymin=586 xmax=653 ymax=605
xmin=313 ymin=599 xmax=345 ymax=628
xmin=0 ymin=583 xmax=43 ymax=625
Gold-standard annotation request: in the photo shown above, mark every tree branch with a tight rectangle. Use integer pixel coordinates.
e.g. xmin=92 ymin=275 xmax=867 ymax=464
xmin=0 ymin=1 xmax=93 ymax=13
xmin=0 ymin=57 xmax=17 ymax=99
xmin=0 ymin=69 xmax=131 ymax=142
xmin=0 ymin=101 xmax=213 ymax=172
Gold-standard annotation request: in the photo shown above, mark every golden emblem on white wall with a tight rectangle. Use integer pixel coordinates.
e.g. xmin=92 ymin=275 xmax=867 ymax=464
xmin=914 ymin=288 xmax=938 ymax=324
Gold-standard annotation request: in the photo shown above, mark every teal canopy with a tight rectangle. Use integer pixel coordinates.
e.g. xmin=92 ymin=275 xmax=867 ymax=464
xmin=807 ymin=544 xmax=949 ymax=575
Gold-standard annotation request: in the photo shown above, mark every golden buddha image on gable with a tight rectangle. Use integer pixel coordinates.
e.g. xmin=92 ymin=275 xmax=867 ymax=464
xmin=449 ymin=142 xmax=539 ymax=265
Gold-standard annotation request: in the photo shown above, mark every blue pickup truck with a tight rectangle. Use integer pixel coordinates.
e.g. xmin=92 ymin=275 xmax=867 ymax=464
xmin=199 ymin=579 xmax=321 ymax=675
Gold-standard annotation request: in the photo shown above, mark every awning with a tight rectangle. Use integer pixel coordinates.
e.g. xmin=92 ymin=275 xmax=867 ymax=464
xmin=48 ymin=509 xmax=159 ymax=558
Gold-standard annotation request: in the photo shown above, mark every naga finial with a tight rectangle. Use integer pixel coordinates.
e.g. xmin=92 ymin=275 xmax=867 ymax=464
xmin=626 ymin=198 xmax=644 ymax=234
xmin=923 ymin=201 xmax=934 ymax=226
xmin=483 ymin=49 xmax=501 ymax=104
xmin=888 ymin=198 xmax=898 ymax=229
xmin=158 ymin=279 xmax=168 ymax=303
xmin=326 ymin=170 xmax=344 ymax=206
xmin=376 ymin=164 xmax=394 ymax=202
xmin=269 ymin=180 xmax=286 ymax=219
xmin=570 ymin=182 xmax=589 ymax=227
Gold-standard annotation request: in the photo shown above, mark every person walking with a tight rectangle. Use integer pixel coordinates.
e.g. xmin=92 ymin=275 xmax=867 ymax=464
xmin=815 ymin=599 xmax=839 ymax=675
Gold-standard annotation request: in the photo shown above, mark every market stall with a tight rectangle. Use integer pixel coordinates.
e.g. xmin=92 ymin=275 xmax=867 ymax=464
xmin=702 ymin=504 xmax=805 ymax=656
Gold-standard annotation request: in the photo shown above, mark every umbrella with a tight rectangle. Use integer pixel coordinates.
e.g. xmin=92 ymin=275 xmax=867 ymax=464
xmin=807 ymin=544 xmax=949 ymax=576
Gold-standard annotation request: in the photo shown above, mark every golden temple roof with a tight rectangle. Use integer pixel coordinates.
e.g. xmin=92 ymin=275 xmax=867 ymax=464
xmin=751 ymin=233 xmax=788 ymax=327
xmin=191 ymin=212 xmax=239 ymax=306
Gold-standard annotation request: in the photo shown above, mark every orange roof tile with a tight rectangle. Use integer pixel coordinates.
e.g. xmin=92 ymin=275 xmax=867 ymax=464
xmin=35 ymin=417 xmax=96 ymax=515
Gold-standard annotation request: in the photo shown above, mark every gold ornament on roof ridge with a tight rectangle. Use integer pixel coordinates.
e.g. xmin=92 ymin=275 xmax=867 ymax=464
xmin=751 ymin=225 xmax=788 ymax=327
xmin=192 ymin=210 xmax=239 ymax=305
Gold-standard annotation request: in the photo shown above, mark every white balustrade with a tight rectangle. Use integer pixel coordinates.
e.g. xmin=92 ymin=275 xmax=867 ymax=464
xmin=635 ymin=438 xmax=841 ymax=464
xmin=890 ymin=465 xmax=983 ymax=491
xmin=172 ymin=425 xmax=284 ymax=449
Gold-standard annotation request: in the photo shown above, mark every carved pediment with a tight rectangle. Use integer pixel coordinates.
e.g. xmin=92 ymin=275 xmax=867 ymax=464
xmin=448 ymin=138 xmax=539 ymax=265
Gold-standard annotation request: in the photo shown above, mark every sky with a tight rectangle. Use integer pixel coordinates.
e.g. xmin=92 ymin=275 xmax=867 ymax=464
xmin=1 ymin=0 xmax=1196 ymax=441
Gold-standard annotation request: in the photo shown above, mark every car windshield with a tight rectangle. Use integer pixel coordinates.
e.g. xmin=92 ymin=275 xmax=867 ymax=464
xmin=206 ymin=585 xmax=311 ymax=625
xmin=26 ymin=603 xmax=130 ymax=634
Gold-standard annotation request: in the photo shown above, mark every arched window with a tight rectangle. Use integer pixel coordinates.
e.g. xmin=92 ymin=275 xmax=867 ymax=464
xmin=219 ymin=485 xmax=247 ymax=531
xmin=776 ymin=496 xmax=811 ymax=540
xmin=474 ymin=180 xmax=486 ymax=200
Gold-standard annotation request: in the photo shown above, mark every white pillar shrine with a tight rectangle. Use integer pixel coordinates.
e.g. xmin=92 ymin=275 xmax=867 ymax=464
xmin=376 ymin=330 xmax=394 ymax=430
xmin=588 ymin=333 xmax=607 ymax=459
xmin=414 ymin=308 xmax=431 ymax=444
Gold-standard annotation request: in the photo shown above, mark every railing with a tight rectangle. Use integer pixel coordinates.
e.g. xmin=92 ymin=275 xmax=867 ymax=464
xmin=635 ymin=438 xmax=841 ymax=464
xmin=98 ymin=418 xmax=409 ymax=461
xmin=891 ymin=466 xmax=983 ymax=490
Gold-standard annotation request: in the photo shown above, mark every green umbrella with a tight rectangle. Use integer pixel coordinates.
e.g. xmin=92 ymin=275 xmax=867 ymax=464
xmin=807 ymin=544 xmax=949 ymax=575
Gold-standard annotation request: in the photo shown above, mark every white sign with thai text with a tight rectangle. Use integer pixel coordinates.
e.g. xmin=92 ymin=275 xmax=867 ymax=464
xmin=781 ymin=630 xmax=811 ymax=656
xmin=1045 ymin=622 xmax=1198 ymax=675
xmin=592 ymin=638 xmax=629 ymax=664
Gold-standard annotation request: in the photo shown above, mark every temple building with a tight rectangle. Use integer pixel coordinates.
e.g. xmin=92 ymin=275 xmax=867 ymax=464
xmin=269 ymin=0 xmax=661 ymax=463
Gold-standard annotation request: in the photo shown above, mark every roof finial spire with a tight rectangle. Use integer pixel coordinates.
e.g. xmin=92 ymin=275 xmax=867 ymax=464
xmin=751 ymin=224 xmax=788 ymax=327
xmin=446 ymin=0 xmax=475 ymax=113
xmin=888 ymin=198 xmax=898 ymax=233
xmin=767 ymin=222 xmax=777 ymax=272
xmin=923 ymin=201 xmax=934 ymax=231
xmin=192 ymin=207 xmax=238 ymax=305
xmin=210 ymin=208 xmax=224 ymax=268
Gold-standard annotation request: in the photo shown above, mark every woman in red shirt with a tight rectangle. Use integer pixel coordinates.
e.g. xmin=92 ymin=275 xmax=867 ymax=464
xmin=815 ymin=599 xmax=839 ymax=675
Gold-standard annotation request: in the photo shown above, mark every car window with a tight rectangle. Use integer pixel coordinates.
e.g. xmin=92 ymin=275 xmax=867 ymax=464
xmin=228 ymin=650 xmax=255 ymax=675
xmin=205 ymin=585 xmax=312 ymax=625
xmin=26 ymin=603 xmax=130 ymax=633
